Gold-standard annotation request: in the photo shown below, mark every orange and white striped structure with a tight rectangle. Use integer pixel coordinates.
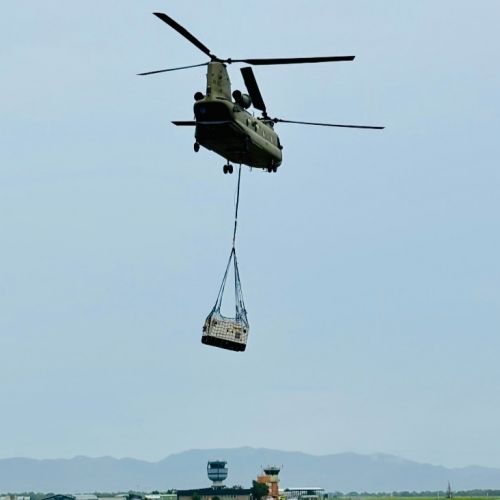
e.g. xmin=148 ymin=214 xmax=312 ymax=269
xmin=257 ymin=466 xmax=281 ymax=500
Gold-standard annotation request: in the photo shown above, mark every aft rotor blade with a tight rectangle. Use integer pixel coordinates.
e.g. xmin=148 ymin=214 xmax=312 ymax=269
xmin=172 ymin=120 xmax=233 ymax=126
xmin=138 ymin=62 xmax=208 ymax=76
xmin=232 ymin=55 xmax=355 ymax=65
xmin=196 ymin=120 xmax=233 ymax=125
xmin=240 ymin=67 xmax=267 ymax=114
xmin=153 ymin=12 xmax=213 ymax=58
xmin=274 ymin=118 xmax=385 ymax=129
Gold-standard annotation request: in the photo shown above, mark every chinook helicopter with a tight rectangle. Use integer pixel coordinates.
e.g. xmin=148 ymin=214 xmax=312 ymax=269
xmin=139 ymin=12 xmax=384 ymax=174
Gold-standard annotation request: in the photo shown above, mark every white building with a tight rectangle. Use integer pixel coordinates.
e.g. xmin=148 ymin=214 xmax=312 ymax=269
xmin=282 ymin=488 xmax=327 ymax=500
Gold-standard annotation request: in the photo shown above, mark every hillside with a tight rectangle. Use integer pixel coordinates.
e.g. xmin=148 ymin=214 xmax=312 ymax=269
xmin=2 ymin=448 xmax=500 ymax=493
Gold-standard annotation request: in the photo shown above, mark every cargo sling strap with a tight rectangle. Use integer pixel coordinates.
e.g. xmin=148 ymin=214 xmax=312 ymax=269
xmin=210 ymin=165 xmax=248 ymax=324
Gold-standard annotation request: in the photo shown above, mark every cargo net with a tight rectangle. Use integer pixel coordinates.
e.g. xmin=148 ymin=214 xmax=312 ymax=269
xmin=202 ymin=165 xmax=249 ymax=352
xmin=202 ymin=248 xmax=249 ymax=352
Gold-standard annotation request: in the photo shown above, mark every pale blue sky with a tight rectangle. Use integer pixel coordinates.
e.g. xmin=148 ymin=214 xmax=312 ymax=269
xmin=1 ymin=1 xmax=499 ymax=468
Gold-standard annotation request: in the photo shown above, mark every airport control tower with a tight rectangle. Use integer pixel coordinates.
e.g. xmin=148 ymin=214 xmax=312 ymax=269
xmin=207 ymin=460 xmax=228 ymax=488
xmin=257 ymin=465 xmax=281 ymax=499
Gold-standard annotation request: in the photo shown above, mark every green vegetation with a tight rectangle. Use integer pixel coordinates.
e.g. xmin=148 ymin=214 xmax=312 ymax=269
xmin=251 ymin=481 xmax=269 ymax=500
xmin=333 ymin=496 xmax=500 ymax=500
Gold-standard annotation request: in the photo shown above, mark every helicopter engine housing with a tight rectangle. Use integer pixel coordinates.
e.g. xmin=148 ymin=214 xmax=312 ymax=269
xmin=232 ymin=90 xmax=252 ymax=109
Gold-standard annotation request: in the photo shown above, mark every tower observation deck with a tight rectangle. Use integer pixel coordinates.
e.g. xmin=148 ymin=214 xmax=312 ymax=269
xmin=207 ymin=460 xmax=228 ymax=487
xmin=263 ymin=466 xmax=280 ymax=476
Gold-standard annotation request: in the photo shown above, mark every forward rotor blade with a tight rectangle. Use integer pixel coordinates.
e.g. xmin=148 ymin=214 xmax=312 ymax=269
xmin=138 ymin=62 xmax=208 ymax=76
xmin=153 ymin=12 xmax=213 ymax=58
xmin=232 ymin=55 xmax=355 ymax=65
xmin=240 ymin=67 xmax=267 ymax=114
xmin=172 ymin=121 xmax=196 ymax=126
xmin=273 ymin=118 xmax=384 ymax=129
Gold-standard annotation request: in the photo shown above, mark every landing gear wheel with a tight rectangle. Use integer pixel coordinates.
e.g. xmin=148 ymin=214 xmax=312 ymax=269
xmin=194 ymin=142 xmax=200 ymax=152
xmin=272 ymin=166 xmax=278 ymax=173
xmin=267 ymin=167 xmax=273 ymax=173
xmin=228 ymin=164 xmax=234 ymax=174
xmin=223 ymin=165 xmax=228 ymax=174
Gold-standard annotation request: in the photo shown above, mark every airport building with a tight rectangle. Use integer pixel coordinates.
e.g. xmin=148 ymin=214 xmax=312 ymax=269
xmin=281 ymin=488 xmax=327 ymax=500
xmin=42 ymin=496 xmax=76 ymax=500
xmin=176 ymin=488 xmax=251 ymax=500
xmin=144 ymin=495 xmax=177 ymax=500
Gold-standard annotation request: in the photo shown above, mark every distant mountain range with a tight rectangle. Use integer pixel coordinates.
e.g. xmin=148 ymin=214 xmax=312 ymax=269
xmin=2 ymin=447 xmax=500 ymax=493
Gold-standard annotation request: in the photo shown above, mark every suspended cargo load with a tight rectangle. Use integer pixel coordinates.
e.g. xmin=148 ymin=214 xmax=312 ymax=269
xmin=202 ymin=248 xmax=249 ymax=352
xmin=202 ymin=165 xmax=249 ymax=352
xmin=202 ymin=312 xmax=249 ymax=351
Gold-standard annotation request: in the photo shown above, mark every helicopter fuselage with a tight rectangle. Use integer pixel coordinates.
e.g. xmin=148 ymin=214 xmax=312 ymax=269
xmin=144 ymin=12 xmax=383 ymax=173
xmin=193 ymin=62 xmax=283 ymax=170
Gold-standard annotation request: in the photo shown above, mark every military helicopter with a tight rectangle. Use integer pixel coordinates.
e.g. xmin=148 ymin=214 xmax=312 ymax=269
xmin=139 ymin=12 xmax=384 ymax=174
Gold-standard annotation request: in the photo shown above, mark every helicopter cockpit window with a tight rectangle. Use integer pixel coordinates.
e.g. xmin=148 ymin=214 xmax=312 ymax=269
xmin=194 ymin=102 xmax=231 ymax=121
